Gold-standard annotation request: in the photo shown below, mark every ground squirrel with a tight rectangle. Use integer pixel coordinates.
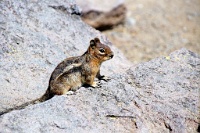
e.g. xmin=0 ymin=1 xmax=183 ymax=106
xmin=41 ymin=37 xmax=114 ymax=101
xmin=0 ymin=37 xmax=113 ymax=115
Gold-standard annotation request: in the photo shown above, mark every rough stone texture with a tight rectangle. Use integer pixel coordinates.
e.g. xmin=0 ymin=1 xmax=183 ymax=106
xmin=0 ymin=0 xmax=199 ymax=133
xmin=0 ymin=0 xmax=130 ymax=113
xmin=127 ymin=48 xmax=200 ymax=133
xmin=0 ymin=48 xmax=199 ymax=133
xmin=76 ymin=0 xmax=127 ymax=30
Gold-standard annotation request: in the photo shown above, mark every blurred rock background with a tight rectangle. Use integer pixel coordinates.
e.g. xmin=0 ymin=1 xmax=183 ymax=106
xmin=79 ymin=0 xmax=200 ymax=64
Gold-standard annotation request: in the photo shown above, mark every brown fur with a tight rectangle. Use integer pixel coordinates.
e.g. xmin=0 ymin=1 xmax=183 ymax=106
xmin=47 ymin=37 xmax=114 ymax=97
xmin=0 ymin=37 xmax=113 ymax=115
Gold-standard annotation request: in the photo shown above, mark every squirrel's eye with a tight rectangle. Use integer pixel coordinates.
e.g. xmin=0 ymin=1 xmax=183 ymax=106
xmin=99 ymin=48 xmax=105 ymax=53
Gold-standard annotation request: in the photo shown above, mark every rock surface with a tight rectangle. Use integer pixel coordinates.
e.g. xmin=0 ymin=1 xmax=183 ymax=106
xmin=0 ymin=0 xmax=130 ymax=114
xmin=76 ymin=0 xmax=127 ymax=30
xmin=0 ymin=0 xmax=199 ymax=133
xmin=0 ymin=47 xmax=199 ymax=132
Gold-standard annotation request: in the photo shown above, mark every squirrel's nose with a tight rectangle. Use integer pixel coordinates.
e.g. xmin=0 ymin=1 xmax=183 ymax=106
xmin=109 ymin=53 xmax=114 ymax=59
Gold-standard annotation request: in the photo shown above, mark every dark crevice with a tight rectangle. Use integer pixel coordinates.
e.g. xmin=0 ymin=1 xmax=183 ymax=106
xmin=106 ymin=115 xmax=136 ymax=119
xmin=49 ymin=4 xmax=81 ymax=16
xmin=197 ymin=124 xmax=200 ymax=132
xmin=164 ymin=122 xmax=172 ymax=132
xmin=134 ymin=100 xmax=141 ymax=109
xmin=134 ymin=121 xmax=138 ymax=129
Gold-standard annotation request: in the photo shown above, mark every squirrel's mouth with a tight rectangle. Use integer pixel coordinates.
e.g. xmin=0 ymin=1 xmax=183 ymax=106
xmin=104 ymin=53 xmax=114 ymax=60
xmin=109 ymin=53 xmax=114 ymax=59
xmin=102 ymin=53 xmax=114 ymax=61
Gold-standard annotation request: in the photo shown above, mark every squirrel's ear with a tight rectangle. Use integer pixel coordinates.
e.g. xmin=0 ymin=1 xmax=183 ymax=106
xmin=90 ymin=39 xmax=96 ymax=49
xmin=94 ymin=38 xmax=100 ymax=43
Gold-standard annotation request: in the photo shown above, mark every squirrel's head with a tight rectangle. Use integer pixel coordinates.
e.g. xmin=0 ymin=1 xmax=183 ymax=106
xmin=88 ymin=37 xmax=114 ymax=62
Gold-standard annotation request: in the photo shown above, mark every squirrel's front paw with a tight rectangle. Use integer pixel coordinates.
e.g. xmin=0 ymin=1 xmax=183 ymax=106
xmin=99 ymin=75 xmax=111 ymax=82
xmin=66 ymin=91 xmax=75 ymax=95
xmin=91 ymin=81 xmax=101 ymax=88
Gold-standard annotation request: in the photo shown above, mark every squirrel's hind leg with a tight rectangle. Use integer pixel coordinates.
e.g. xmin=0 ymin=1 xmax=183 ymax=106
xmin=51 ymin=84 xmax=71 ymax=95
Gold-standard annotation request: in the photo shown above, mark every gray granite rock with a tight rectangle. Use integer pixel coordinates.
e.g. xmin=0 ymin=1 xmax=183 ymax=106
xmin=0 ymin=48 xmax=199 ymax=133
xmin=0 ymin=0 xmax=130 ymax=114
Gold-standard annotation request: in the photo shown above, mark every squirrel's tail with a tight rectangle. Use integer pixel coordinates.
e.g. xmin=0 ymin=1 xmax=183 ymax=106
xmin=0 ymin=86 xmax=53 ymax=116
xmin=38 ymin=86 xmax=54 ymax=102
